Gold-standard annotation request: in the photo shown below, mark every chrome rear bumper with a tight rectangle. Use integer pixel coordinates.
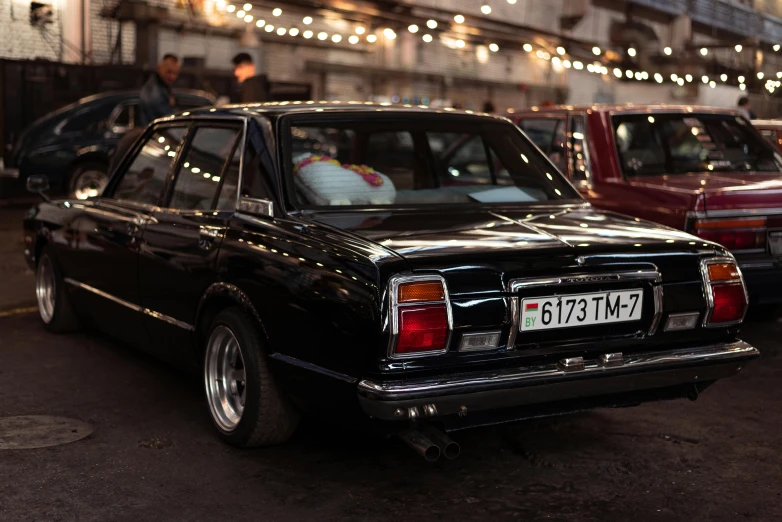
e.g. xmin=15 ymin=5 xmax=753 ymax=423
xmin=357 ymin=340 xmax=758 ymax=421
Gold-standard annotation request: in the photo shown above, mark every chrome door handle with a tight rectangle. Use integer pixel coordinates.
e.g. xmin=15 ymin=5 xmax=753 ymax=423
xmin=199 ymin=227 xmax=221 ymax=240
xmin=199 ymin=226 xmax=225 ymax=250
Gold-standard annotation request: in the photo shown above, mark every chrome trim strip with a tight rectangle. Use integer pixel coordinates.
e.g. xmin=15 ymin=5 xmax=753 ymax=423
xmin=268 ymin=353 xmax=357 ymax=383
xmin=387 ymin=274 xmax=453 ymax=360
xmin=507 ymin=296 xmax=519 ymax=349
xmin=508 ymin=269 xmax=662 ymax=291
xmin=690 ymin=208 xmax=782 ymax=219
xmin=358 ymin=340 xmax=757 ymax=398
xmin=64 ymin=278 xmax=194 ymax=331
xmin=699 ymin=257 xmax=749 ymax=328
xmin=649 ymin=285 xmax=664 ymax=335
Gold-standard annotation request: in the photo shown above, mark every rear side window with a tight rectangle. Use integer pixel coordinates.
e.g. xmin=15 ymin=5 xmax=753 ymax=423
xmin=58 ymin=109 xmax=99 ymax=134
xmin=113 ymin=127 xmax=186 ymax=205
xmin=169 ymin=127 xmax=241 ymax=210
xmin=519 ymin=118 xmax=563 ymax=152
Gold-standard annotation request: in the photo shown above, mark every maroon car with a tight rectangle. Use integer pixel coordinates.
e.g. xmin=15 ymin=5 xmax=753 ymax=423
xmin=510 ymin=105 xmax=782 ymax=304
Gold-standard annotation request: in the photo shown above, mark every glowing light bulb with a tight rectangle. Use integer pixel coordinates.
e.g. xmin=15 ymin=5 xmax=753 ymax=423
xmin=523 ymin=43 xmax=532 ymax=52
xmin=255 ymin=19 xmax=265 ymax=27
xmin=628 ymin=47 xmax=636 ymax=57
xmin=244 ymin=14 xmax=252 ymax=22
xmin=422 ymin=34 xmax=433 ymax=43
xmin=289 ymin=28 xmax=299 ymax=36
xmin=384 ymin=28 xmax=396 ymax=40
xmin=367 ymin=34 xmax=377 ymax=43
xmin=557 ymin=46 xmax=566 ymax=55
xmin=481 ymin=4 xmax=492 ymax=14
xmin=454 ymin=14 xmax=465 ymax=23
xmin=427 ymin=19 xmax=437 ymax=29
xmin=303 ymin=30 xmax=313 ymax=39
xmin=318 ymin=31 xmax=328 ymax=40
xmin=489 ymin=43 xmax=499 ymax=52
xmin=735 ymin=44 xmax=742 ymax=52
xmin=720 ymin=74 xmax=727 ymax=81
xmin=700 ymin=47 xmax=708 ymax=56
xmin=276 ymin=27 xmax=286 ymax=36
xmin=664 ymin=46 xmax=672 ymax=55
xmin=303 ymin=16 xmax=312 ymax=25
xmin=355 ymin=26 xmax=365 ymax=35
xmin=272 ymin=7 xmax=281 ymax=16
xmin=348 ymin=35 xmax=358 ymax=44
xmin=408 ymin=24 xmax=418 ymax=33
xmin=243 ymin=3 xmax=251 ymax=10
xmin=331 ymin=34 xmax=342 ymax=43
xmin=592 ymin=46 xmax=601 ymax=55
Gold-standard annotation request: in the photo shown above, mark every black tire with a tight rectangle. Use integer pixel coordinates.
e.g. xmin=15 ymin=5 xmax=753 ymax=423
xmin=36 ymin=246 xmax=80 ymax=333
xmin=204 ymin=307 xmax=299 ymax=447
xmin=68 ymin=161 xmax=109 ymax=200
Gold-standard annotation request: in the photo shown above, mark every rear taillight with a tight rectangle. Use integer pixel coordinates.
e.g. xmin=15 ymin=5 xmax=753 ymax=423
xmin=701 ymin=258 xmax=748 ymax=327
xmin=693 ymin=218 xmax=766 ymax=251
xmin=389 ymin=276 xmax=451 ymax=358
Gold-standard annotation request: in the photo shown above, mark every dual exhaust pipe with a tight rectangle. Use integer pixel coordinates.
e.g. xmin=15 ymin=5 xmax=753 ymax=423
xmin=398 ymin=424 xmax=460 ymax=462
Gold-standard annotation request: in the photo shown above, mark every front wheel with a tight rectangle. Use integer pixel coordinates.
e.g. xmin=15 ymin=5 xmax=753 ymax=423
xmin=203 ymin=308 xmax=299 ymax=447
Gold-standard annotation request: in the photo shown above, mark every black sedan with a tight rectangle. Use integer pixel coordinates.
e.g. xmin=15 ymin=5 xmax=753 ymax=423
xmin=23 ymin=103 xmax=758 ymax=461
xmin=9 ymin=89 xmax=214 ymax=200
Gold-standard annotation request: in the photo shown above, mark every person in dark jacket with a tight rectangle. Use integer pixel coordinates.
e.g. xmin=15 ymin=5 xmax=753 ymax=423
xmin=232 ymin=53 xmax=270 ymax=103
xmin=109 ymin=54 xmax=181 ymax=174
xmin=138 ymin=53 xmax=181 ymax=126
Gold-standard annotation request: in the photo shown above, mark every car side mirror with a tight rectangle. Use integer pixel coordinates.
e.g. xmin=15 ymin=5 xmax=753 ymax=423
xmin=26 ymin=175 xmax=50 ymax=201
xmin=238 ymin=197 xmax=273 ymax=218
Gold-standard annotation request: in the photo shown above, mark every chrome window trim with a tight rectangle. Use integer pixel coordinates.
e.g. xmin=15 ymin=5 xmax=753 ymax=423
xmin=568 ymin=112 xmax=594 ymax=190
xmin=387 ymin=274 xmax=453 ymax=360
xmin=506 ymin=269 xmax=663 ymax=348
xmin=64 ymin=278 xmax=194 ymax=331
xmin=699 ymin=256 xmax=749 ymax=328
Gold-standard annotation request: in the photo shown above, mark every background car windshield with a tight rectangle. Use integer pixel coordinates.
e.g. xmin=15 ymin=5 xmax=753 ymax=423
xmin=286 ymin=117 xmax=579 ymax=207
xmin=612 ymin=113 xmax=782 ymax=176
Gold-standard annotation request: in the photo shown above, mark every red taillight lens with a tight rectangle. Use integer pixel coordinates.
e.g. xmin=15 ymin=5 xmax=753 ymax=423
xmin=694 ymin=218 xmax=766 ymax=250
xmin=396 ymin=305 xmax=448 ymax=354
xmin=710 ymin=283 xmax=748 ymax=324
xmin=696 ymin=230 xmax=765 ymax=250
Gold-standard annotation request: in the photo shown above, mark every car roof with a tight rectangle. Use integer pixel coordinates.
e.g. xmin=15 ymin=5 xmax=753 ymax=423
xmin=171 ymin=101 xmax=505 ymax=122
xmin=507 ymin=104 xmax=743 ymax=117
xmin=75 ymin=88 xmax=215 ymax=105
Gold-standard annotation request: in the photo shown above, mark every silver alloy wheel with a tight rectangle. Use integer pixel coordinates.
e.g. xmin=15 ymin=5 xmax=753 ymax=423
xmin=205 ymin=325 xmax=247 ymax=432
xmin=36 ymin=256 xmax=56 ymax=324
xmin=71 ymin=169 xmax=108 ymax=200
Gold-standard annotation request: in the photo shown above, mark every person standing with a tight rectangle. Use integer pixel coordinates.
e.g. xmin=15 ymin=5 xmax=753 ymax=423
xmin=139 ymin=54 xmax=181 ymax=126
xmin=109 ymin=54 xmax=181 ymax=174
xmin=737 ymin=96 xmax=756 ymax=120
xmin=232 ymin=53 xmax=270 ymax=103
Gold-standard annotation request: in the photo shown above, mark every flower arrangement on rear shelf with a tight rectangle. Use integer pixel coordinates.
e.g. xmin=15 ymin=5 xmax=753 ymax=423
xmin=294 ymin=155 xmax=384 ymax=187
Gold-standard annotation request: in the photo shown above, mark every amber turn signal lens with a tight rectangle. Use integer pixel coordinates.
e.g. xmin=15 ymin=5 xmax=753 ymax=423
xmin=398 ymin=281 xmax=445 ymax=303
xmin=708 ymin=263 xmax=740 ymax=282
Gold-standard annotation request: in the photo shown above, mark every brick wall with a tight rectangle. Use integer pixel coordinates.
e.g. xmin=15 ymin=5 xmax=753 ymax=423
xmin=0 ymin=0 xmax=63 ymax=60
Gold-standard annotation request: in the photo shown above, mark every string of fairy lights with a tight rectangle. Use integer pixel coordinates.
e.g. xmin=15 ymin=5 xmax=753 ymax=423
xmin=203 ymin=0 xmax=781 ymax=94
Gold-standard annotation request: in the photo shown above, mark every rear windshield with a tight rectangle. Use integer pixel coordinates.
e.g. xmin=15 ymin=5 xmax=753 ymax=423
xmin=612 ymin=113 xmax=782 ymax=176
xmin=283 ymin=115 xmax=580 ymax=208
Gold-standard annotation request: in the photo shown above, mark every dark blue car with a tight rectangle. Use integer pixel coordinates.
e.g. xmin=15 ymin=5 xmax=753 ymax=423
xmin=8 ymin=89 xmax=214 ymax=199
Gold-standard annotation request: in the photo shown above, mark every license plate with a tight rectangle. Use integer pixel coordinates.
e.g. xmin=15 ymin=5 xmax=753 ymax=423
xmin=520 ymin=289 xmax=643 ymax=332
xmin=770 ymin=231 xmax=782 ymax=258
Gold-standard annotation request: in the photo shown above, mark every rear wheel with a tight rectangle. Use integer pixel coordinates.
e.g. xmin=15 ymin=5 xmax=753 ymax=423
xmin=203 ymin=308 xmax=299 ymax=447
xmin=69 ymin=162 xmax=108 ymax=200
xmin=36 ymin=247 xmax=79 ymax=332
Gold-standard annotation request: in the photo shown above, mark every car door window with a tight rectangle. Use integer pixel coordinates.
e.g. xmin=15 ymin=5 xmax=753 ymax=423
xmin=111 ymin=103 xmax=136 ymax=131
xmin=569 ymin=115 xmax=591 ymax=186
xmin=169 ymin=127 xmax=241 ymax=210
xmin=112 ymin=127 xmax=186 ymax=205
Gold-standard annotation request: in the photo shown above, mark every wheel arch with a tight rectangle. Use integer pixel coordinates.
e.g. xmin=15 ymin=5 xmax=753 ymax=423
xmin=195 ymin=282 xmax=269 ymax=352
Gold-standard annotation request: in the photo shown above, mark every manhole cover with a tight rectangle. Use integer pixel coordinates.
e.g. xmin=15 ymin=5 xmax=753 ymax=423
xmin=0 ymin=415 xmax=94 ymax=449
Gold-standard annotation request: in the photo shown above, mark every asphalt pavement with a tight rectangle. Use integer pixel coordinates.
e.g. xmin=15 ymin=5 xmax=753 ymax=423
xmin=1 ymin=205 xmax=781 ymax=521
